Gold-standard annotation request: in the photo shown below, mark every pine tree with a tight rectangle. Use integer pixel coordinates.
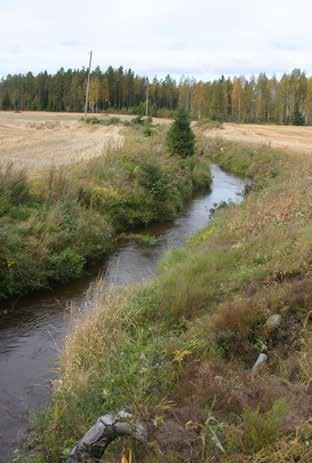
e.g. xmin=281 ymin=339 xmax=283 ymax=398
xmin=167 ymin=107 xmax=195 ymax=157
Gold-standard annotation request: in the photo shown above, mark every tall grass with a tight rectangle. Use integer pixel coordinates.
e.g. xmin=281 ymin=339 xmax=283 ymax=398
xmin=24 ymin=139 xmax=312 ymax=462
xmin=0 ymin=162 xmax=29 ymax=203
xmin=0 ymin=126 xmax=211 ymax=300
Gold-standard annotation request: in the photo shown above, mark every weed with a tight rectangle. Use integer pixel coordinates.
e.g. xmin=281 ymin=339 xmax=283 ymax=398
xmin=227 ymin=399 xmax=289 ymax=454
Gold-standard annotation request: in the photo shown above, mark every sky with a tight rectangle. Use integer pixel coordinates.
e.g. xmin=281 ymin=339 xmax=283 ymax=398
xmin=0 ymin=0 xmax=311 ymax=80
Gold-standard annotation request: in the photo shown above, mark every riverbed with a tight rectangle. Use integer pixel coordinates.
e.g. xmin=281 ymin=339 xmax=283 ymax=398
xmin=0 ymin=165 xmax=246 ymax=462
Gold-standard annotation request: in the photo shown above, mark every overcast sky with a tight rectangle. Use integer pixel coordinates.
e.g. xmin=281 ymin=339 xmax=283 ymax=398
xmin=0 ymin=0 xmax=311 ymax=80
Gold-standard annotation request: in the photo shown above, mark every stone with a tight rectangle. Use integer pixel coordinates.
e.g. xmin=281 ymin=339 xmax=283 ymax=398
xmin=252 ymin=353 xmax=268 ymax=376
xmin=265 ymin=314 xmax=281 ymax=331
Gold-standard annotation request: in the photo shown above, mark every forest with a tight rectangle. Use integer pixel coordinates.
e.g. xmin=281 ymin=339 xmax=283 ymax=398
xmin=0 ymin=66 xmax=312 ymax=125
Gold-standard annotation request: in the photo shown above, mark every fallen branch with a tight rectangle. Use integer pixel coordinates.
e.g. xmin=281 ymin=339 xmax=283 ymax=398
xmin=67 ymin=410 xmax=147 ymax=463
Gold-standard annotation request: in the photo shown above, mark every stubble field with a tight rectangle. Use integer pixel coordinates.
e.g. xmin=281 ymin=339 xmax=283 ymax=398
xmin=204 ymin=122 xmax=312 ymax=154
xmin=0 ymin=111 xmax=125 ymax=171
xmin=2 ymin=111 xmax=312 ymax=172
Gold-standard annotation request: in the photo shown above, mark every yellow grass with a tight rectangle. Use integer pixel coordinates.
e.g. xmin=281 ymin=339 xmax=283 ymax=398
xmin=204 ymin=122 xmax=312 ymax=154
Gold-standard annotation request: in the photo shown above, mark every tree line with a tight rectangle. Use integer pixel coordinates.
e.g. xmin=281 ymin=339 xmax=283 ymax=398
xmin=1 ymin=66 xmax=312 ymax=124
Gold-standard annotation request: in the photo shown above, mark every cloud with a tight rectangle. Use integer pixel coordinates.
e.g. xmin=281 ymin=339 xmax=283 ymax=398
xmin=0 ymin=0 xmax=312 ymax=79
xmin=59 ymin=41 xmax=81 ymax=48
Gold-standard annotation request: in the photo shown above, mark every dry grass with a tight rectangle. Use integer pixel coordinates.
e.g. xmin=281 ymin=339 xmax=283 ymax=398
xmin=0 ymin=111 xmax=124 ymax=171
xmin=0 ymin=111 xmax=173 ymax=172
xmin=204 ymin=122 xmax=312 ymax=154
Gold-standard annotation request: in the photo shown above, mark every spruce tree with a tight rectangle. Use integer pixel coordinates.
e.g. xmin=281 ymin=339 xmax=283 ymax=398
xmin=166 ymin=107 xmax=195 ymax=158
xmin=292 ymin=108 xmax=305 ymax=126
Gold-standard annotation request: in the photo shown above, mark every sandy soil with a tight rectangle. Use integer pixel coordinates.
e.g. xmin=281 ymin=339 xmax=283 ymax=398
xmin=204 ymin=123 xmax=312 ymax=154
xmin=0 ymin=111 xmax=126 ymax=171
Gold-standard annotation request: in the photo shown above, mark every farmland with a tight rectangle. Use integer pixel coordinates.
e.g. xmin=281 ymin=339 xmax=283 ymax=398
xmin=0 ymin=111 xmax=125 ymax=170
xmin=2 ymin=112 xmax=312 ymax=173
xmin=204 ymin=122 xmax=312 ymax=154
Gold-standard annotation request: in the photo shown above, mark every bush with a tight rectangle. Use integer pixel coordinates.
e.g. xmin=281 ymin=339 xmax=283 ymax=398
xmin=84 ymin=116 xmax=121 ymax=126
xmin=143 ymin=121 xmax=152 ymax=137
xmin=47 ymin=249 xmax=85 ymax=282
xmin=192 ymin=159 xmax=212 ymax=191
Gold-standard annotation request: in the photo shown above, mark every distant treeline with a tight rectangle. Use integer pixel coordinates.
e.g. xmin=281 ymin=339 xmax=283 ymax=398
xmin=1 ymin=66 xmax=312 ymax=124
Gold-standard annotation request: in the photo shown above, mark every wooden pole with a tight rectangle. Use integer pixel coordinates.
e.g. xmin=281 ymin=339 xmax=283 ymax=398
xmin=84 ymin=50 xmax=93 ymax=122
xmin=145 ymin=79 xmax=149 ymax=118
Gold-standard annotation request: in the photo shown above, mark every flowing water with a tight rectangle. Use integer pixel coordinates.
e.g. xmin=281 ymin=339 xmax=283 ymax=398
xmin=0 ymin=165 xmax=246 ymax=462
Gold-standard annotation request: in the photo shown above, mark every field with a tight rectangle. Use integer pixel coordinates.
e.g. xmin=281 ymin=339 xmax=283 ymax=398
xmin=0 ymin=111 xmax=128 ymax=171
xmin=204 ymin=122 xmax=312 ymax=154
xmin=3 ymin=112 xmax=312 ymax=172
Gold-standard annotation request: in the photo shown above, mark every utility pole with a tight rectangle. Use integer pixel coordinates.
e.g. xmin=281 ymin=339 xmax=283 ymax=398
xmin=145 ymin=78 xmax=149 ymax=118
xmin=84 ymin=50 xmax=93 ymax=122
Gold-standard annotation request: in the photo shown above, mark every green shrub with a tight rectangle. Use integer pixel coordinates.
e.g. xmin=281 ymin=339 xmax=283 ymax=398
xmin=131 ymin=115 xmax=145 ymax=125
xmin=84 ymin=116 xmax=121 ymax=126
xmin=47 ymin=249 xmax=85 ymax=281
xmin=138 ymin=162 xmax=169 ymax=201
xmin=192 ymin=159 xmax=212 ymax=190
xmin=143 ymin=122 xmax=152 ymax=137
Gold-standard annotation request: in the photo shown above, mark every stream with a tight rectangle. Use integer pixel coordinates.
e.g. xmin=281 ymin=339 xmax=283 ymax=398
xmin=0 ymin=165 xmax=246 ymax=462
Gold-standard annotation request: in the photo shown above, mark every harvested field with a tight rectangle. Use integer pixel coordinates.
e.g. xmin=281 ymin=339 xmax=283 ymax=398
xmin=204 ymin=122 xmax=312 ymax=154
xmin=0 ymin=111 xmax=125 ymax=171
xmin=0 ymin=111 xmax=172 ymax=171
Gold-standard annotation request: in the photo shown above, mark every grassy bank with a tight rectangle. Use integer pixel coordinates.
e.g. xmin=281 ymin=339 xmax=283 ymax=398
xmin=0 ymin=125 xmax=211 ymax=301
xmin=25 ymin=139 xmax=312 ymax=463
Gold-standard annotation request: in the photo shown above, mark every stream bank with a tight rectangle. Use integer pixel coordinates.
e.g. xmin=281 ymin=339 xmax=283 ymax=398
xmin=0 ymin=165 xmax=246 ymax=462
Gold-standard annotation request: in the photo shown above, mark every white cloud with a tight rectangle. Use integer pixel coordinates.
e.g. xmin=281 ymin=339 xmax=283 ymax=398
xmin=0 ymin=0 xmax=311 ymax=79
